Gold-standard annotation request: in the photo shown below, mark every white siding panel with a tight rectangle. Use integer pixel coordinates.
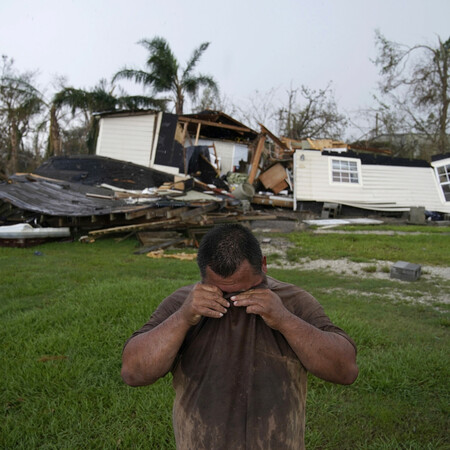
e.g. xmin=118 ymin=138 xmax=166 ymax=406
xmin=213 ymin=141 xmax=235 ymax=175
xmin=294 ymin=150 xmax=450 ymax=213
xmin=195 ymin=139 xmax=242 ymax=175
xmin=96 ymin=114 xmax=159 ymax=167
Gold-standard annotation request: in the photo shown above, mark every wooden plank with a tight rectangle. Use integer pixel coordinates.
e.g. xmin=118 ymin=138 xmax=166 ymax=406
xmin=180 ymin=202 xmax=219 ymax=220
xmin=200 ymin=154 xmax=221 ymax=177
xmin=199 ymin=214 xmax=278 ymax=225
xmin=258 ymin=163 xmax=288 ymax=191
xmin=259 ymin=124 xmax=290 ymax=150
xmin=209 ymin=143 xmax=220 ymax=174
xmin=251 ymin=195 xmax=294 ymax=208
xmin=134 ymin=237 xmax=188 ymax=255
xmin=195 ymin=123 xmax=201 ymax=145
xmin=88 ymin=217 xmax=182 ymax=237
xmin=137 ymin=230 xmax=182 ymax=245
xmin=166 ymin=206 xmax=190 ymax=218
xmin=181 ymin=121 xmax=188 ymax=143
xmin=178 ymin=117 xmax=253 ymax=133
xmin=125 ymin=206 xmax=157 ymax=220
xmin=248 ymin=135 xmax=265 ymax=184
xmin=86 ymin=193 xmax=114 ymax=200
xmin=270 ymin=180 xmax=288 ymax=194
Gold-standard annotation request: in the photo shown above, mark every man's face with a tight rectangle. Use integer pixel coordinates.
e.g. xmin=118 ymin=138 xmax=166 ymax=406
xmin=203 ymin=257 xmax=267 ymax=295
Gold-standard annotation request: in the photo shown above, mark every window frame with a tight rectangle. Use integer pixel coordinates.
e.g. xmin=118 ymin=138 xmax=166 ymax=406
xmin=328 ymin=156 xmax=362 ymax=186
xmin=434 ymin=162 xmax=450 ymax=203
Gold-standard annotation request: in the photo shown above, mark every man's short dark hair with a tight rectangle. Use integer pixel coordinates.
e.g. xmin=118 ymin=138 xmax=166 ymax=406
xmin=197 ymin=224 xmax=263 ymax=278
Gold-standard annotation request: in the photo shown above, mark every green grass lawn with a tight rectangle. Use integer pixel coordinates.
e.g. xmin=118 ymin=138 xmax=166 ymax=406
xmin=1 ymin=231 xmax=449 ymax=449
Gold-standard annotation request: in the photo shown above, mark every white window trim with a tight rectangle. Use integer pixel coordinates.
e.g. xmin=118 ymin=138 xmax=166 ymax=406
xmin=433 ymin=161 xmax=450 ymax=203
xmin=328 ymin=156 xmax=362 ymax=186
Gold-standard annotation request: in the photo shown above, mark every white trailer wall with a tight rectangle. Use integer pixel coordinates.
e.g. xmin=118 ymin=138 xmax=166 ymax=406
xmin=96 ymin=113 xmax=161 ymax=168
xmin=294 ymin=150 xmax=450 ymax=213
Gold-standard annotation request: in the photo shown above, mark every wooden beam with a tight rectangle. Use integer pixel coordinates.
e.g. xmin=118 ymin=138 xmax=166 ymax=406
xmin=180 ymin=202 xmax=219 ymax=220
xmin=88 ymin=218 xmax=181 ymax=237
xmin=125 ymin=206 xmax=156 ymax=220
xmin=247 ymin=135 xmax=265 ymax=184
xmin=181 ymin=121 xmax=188 ymax=142
xmin=209 ymin=143 xmax=220 ymax=173
xmin=166 ymin=206 xmax=190 ymax=218
xmin=195 ymin=123 xmax=201 ymax=145
xmin=134 ymin=237 xmax=187 ymax=255
xmin=259 ymin=124 xmax=290 ymax=150
xmin=178 ymin=117 xmax=253 ymax=133
xmin=200 ymin=154 xmax=221 ymax=177
xmin=86 ymin=193 xmax=114 ymax=200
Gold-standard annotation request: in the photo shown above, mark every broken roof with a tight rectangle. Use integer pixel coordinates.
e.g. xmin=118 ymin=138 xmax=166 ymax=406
xmin=176 ymin=110 xmax=258 ymax=142
xmin=33 ymin=155 xmax=175 ymax=189
xmin=94 ymin=108 xmax=258 ymax=143
xmin=0 ymin=174 xmax=139 ymax=217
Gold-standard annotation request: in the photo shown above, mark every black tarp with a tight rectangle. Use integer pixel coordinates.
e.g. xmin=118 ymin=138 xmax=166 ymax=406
xmin=34 ymin=155 xmax=175 ymax=189
xmin=153 ymin=113 xmax=184 ymax=171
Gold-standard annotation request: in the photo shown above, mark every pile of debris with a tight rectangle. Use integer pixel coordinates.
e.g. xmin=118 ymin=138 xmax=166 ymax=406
xmin=1 ymin=116 xmax=338 ymax=248
xmin=0 ymin=155 xmax=279 ymax=248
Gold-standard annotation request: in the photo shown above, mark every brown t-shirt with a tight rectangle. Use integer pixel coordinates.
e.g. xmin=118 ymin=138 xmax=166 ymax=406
xmin=126 ymin=276 xmax=356 ymax=450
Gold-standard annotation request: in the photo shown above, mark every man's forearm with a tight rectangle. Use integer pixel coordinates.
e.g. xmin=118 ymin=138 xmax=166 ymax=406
xmin=278 ymin=313 xmax=358 ymax=385
xmin=121 ymin=311 xmax=191 ymax=386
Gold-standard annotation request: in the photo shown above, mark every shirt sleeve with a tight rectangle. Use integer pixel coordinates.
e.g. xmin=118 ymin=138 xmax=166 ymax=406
xmin=268 ymin=276 xmax=357 ymax=352
xmin=123 ymin=284 xmax=194 ymax=351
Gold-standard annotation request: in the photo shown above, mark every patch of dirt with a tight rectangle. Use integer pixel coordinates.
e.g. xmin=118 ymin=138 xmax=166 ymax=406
xmin=257 ymin=236 xmax=450 ymax=306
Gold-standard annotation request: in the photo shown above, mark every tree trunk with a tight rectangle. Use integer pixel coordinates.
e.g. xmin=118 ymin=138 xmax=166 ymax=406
xmin=438 ymin=41 xmax=449 ymax=154
xmin=175 ymin=85 xmax=184 ymax=115
xmin=9 ymin=121 xmax=19 ymax=175
xmin=48 ymin=104 xmax=62 ymax=157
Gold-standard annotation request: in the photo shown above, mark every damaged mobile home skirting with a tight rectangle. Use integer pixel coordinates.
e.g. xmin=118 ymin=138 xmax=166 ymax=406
xmin=293 ymin=150 xmax=450 ymax=214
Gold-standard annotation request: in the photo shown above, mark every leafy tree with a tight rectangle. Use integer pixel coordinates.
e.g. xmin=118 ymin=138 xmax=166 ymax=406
xmin=0 ymin=55 xmax=45 ymax=175
xmin=277 ymin=84 xmax=347 ymax=140
xmin=235 ymin=88 xmax=280 ymax=132
xmin=373 ymin=31 xmax=450 ymax=160
xmin=113 ymin=37 xmax=218 ymax=114
xmin=49 ymin=79 xmax=164 ymax=155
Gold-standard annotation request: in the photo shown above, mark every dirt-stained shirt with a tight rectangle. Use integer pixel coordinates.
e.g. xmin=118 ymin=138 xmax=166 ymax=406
xmin=125 ymin=275 xmax=356 ymax=450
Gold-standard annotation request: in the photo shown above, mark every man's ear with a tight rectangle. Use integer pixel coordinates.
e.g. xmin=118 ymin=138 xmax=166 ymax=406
xmin=262 ymin=255 xmax=267 ymax=273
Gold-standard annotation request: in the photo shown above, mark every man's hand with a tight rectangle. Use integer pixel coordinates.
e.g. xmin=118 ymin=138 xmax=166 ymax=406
xmin=179 ymin=283 xmax=230 ymax=326
xmin=232 ymin=288 xmax=358 ymax=384
xmin=231 ymin=289 xmax=291 ymax=330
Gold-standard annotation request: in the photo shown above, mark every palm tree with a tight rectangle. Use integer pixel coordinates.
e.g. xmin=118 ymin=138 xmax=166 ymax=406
xmin=113 ymin=37 xmax=219 ymax=114
xmin=48 ymin=79 xmax=165 ymax=155
xmin=0 ymin=56 xmax=44 ymax=174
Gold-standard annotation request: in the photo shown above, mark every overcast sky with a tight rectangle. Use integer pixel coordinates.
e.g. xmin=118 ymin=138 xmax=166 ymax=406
xmin=1 ymin=0 xmax=449 ymax=139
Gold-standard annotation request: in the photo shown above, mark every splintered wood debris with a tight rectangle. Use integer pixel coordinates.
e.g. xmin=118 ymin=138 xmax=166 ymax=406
xmin=146 ymin=249 xmax=198 ymax=260
xmin=0 ymin=170 xmax=278 ymax=253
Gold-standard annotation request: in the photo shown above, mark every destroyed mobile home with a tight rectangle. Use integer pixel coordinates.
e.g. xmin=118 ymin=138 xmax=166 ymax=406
xmin=0 ymin=158 xmax=277 ymax=248
xmin=0 ymin=109 xmax=449 ymax=248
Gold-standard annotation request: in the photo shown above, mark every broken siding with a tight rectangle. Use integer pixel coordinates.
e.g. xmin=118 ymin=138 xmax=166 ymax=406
xmin=210 ymin=140 xmax=234 ymax=175
xmin=294 ymin=150 xmax=328 ymax=200
xmin=96 ymin=113 xmax=160 ymax=167
xmin=357 ymin=165 xmax=442 ymax=210
xmin=294 ymin=150 xmax=450 ymax=213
